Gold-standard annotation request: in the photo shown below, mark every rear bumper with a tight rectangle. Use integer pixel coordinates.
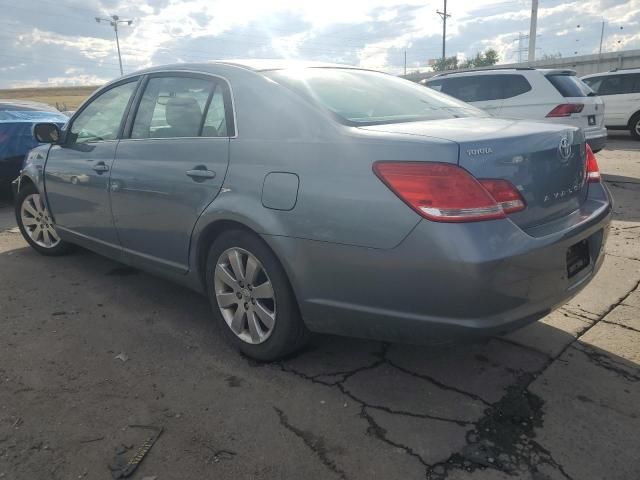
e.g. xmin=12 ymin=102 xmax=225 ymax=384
xmin=585 ymin=130 xmax=607 ymax=152
xmin=264 ymin=183 xmax=613 ymax=345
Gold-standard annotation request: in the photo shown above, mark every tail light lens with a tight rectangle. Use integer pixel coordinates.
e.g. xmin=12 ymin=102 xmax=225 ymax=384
xmin=585 ymin=144 xmax=601 ymax=183
xmin=373 ymin=162 xmax=525 ymax=223
xmin=546 ymin=103 xmax=584 ymax=117
xmin=478 ymin=179 xmax=526 ymax=213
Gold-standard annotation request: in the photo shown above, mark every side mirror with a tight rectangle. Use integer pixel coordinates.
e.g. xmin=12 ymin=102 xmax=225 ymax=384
xmin=33 ymin=123 xmax=61 ymax=144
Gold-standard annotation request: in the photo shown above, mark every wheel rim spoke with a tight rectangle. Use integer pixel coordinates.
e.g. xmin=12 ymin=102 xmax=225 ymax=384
xmin=230 ymin=307 xmax=246 ymax=335
xmin=252 ymin=281 xmax=274 ymax=299
xmin=254 ymin=302 xmax=275 ymax=330
xmin=227 ymin=249 xmax=245 ymax=283
xmin=215 ymin=264 xmax=238 ymax=290
xmin=216 ymin=292 xmax=238 ymax=308
xmin=247 ymin=311 xmax=263 ymax=343
xmin=213 ymin=247 xmax=277 ymax=345
xmin=245 ymin=255 xmax=259 ymax=284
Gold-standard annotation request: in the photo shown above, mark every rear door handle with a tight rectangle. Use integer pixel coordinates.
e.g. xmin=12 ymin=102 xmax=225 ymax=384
xmin=186 ymin=169 xmax=216 ymax=180
xmin=93 ymin=162 xmax=109 ymax=173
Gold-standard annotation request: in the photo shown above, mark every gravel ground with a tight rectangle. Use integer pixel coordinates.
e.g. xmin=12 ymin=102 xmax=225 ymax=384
xmin=1 ymin=134 xmax=639 ymax=480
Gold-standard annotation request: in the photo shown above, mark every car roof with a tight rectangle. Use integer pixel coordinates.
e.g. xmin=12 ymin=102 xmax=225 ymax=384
xmin=582 ymin=68 xmax=640 ymax=78
xmin=0 ymin=99 xmax=60 ymax=112
xmin=130 ymin=59 xmax=363 ymax=76
xmin=429 ymin=67 xmax=576 ymax=80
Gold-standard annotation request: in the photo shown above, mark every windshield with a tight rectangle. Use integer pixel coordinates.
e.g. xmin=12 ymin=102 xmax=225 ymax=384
xmin=265 ymin=68 xmax=487 ymax=125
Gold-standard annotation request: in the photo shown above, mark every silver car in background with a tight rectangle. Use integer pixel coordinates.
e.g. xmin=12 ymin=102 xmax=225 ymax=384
xmin=15 ymin=60 xmax=612 ymax=360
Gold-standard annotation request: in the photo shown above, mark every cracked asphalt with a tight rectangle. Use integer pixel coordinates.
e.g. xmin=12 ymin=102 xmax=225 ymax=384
xmin=1 ymin=135 xmax=639 ymax=480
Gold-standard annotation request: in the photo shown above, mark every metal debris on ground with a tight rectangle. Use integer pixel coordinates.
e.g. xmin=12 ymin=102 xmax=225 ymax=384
xmin=109 ymin=425 xmax=163 ymax=479
xmin=114 ymin=353 xmax=129 ymax=363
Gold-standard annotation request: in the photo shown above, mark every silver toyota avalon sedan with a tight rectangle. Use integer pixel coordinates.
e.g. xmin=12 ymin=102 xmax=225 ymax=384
xmin=14 ymin=60 xmax=611 ymax=361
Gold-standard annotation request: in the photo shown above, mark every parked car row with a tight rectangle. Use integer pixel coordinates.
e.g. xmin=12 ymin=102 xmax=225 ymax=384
xmin=423 ymin=68 xmax=608 ymax=151
xmin=13 ymin=60 xmax=611 ymax=360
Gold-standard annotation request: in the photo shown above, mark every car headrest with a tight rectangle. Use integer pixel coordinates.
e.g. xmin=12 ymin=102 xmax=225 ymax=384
xmin=165 ymin=97 xmax=202 ymax=135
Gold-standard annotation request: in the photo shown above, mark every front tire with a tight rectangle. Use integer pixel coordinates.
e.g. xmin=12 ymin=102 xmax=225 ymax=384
xmin=15 ymin=183 xmax=72 ymax=256
xmin=629 ymin=113 xmax=640 ymax=140
xmin=205 ymin=230 xmax=309 ymax=361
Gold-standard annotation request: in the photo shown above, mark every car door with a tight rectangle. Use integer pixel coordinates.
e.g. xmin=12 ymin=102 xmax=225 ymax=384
xmin=595 ymin=74 xmax=639 ymax=127
xmin=109 ymin=72 xmax=233 ymax=273
xmin=44 ymin=79 xmax=139 ymax=251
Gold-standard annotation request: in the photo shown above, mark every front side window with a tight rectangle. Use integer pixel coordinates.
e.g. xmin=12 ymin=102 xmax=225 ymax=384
xmin=266 ymin=68 xmax=486 ymax=125
xmin=69 ymin=81 xmax=137 ymax=144
xmin=131 ymin=76 xmax=231 ymax=139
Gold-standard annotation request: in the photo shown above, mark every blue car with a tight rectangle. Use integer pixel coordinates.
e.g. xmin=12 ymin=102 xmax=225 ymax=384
xmin=13 ymin=61 xmax=612 ymax=361
xmin=0 ymin=100 xmax=67 ymax=193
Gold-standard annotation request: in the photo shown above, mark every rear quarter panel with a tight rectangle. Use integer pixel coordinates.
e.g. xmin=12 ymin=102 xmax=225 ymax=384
xmin=191 ymin=66 xmax=459 ymax=250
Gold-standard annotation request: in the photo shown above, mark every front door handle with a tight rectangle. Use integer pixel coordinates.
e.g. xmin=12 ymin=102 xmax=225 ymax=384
xmin=186 ymin=169 xmax=216 ymax=180
xmin=93 ymin=162 xmax=109 ymax=173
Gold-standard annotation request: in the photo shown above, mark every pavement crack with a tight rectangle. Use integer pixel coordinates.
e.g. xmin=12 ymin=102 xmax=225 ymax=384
xmin=358 ymin=405 xmax=433 ymax=468
xmin=601 ymin=319 xmax=640 ymax=334
xmin=385 ymin=359 xmax=493 ymax=407
xmin=571 ymin=344 xmax=640 ymax=382
xmin=274 ymin=407 xmax=349 ymax=480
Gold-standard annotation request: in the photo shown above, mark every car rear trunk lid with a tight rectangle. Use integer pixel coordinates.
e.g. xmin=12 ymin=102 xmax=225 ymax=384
xmin=359 ymin=117 xmax=588 ymax=230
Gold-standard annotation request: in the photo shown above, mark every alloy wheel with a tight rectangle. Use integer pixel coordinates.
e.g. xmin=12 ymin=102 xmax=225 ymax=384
xmin=635 ymin=119 xmax=640 ymax=137
xmin=214 ymin=247 xmax=277 ymax=344
xmin=20 ymin=194 xmax=61 ymax=249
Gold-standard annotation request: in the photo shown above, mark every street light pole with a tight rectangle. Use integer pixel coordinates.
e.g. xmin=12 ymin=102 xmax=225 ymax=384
xmin=95 ymin=14 xmax=133 ymax=76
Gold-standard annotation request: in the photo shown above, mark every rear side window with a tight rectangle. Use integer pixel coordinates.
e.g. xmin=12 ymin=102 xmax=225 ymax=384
xmin=546 ymin=74 xmax=593 ymax=97
xmin=131 ymin=76 xmax=232 ymax=139
xmin=589 ymin=74 xmax=640 ymax=95
xmin=429 ymin=74 xmax=531 ymax=102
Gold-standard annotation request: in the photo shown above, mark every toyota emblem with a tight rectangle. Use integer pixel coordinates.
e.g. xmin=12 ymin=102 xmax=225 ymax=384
xmin=558 ymin=136 xmax=572 ymax=162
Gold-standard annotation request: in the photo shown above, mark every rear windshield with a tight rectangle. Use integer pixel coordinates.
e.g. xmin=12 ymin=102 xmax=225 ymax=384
xmin=546 ymin=74 xmax=594 ymax=97
xmin=265 ymin=68 xmax=487 ymax=125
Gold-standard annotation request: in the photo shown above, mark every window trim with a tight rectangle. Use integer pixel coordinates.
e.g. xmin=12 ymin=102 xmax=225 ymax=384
xmin=64 ymin=76 xmax=142 ymax=146
xmin=121 ymin=70 xmax=238 ymax=140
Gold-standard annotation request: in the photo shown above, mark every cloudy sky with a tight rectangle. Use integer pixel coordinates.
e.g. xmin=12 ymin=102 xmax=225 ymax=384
xmin=0 ymin=0 xmax=638 ymax=88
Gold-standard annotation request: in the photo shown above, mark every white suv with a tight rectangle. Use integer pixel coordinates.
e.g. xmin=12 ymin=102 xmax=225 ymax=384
xmin=582 ymin=69 xmax=640 ymax=139
xmin=424 ymin=68 xmax=607 ymax=151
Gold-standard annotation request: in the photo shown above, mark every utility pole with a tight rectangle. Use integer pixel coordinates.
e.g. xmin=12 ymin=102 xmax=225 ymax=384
xmin=437 ymin=0 xmax=451 ymax=64
xmin=599 ymin=20 xmax=606 ymax=54
xmin=527 ymin=0 xmax=538 ymax=63
xmin=514 ymin=33 xmax=529 ymax=64
xmin=95 ymin=14 xmax=133 ymax=76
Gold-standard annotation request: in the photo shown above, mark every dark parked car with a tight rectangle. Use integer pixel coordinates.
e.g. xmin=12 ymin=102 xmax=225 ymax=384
xmin=0 ymin=100 xmax=67 ymax=194
xmin=13 ymin=61 xmax=612 ymax=361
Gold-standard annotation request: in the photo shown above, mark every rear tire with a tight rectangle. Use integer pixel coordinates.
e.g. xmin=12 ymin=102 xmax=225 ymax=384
xmin=15 ymin=183 xmax=73 ymax=256
xmin=629 ymin=113 xmax=640 ymax=140
xmin=205 ymin=229 xmax=309 ymax=361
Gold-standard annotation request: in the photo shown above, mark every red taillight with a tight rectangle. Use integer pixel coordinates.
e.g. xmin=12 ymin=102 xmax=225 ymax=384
xmin=373 ymin=162 xmax=525 ymax=223
xmin=546 ymin=103 xmax=584 ymax=117
xmin=585 ymin=144 xmax=601 ymax=183
xmin=478 ymin=179 xmax=526 ymax=213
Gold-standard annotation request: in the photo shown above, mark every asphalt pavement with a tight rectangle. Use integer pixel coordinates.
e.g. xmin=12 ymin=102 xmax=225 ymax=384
xmin=0 ymin=135 xmax=639 ymax=480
